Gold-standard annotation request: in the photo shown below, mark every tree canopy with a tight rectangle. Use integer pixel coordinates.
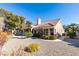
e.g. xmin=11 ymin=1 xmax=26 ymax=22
xmin=63 ymin=23 xmax=79 ymax=32
xmin=0 ymin=8 xmax=26 ymax=32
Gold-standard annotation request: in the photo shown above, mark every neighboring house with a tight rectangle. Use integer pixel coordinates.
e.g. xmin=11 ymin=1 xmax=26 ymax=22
xmin=32 ymin=18 xmax=64 ymax=36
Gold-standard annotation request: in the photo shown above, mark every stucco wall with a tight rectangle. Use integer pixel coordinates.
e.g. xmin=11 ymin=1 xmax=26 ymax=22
xmin=54 ymin=20 xmax=64 ymax=35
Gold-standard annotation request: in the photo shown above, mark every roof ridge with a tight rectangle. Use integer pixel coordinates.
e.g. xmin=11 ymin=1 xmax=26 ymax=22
xmin=42 ymin=18 xmax=60 ymax=24
xmin=47 ymin=18 xmax=60 ymax=22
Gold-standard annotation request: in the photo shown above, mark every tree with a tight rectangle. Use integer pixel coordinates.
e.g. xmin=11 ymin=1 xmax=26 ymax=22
xmin=0 ymin=8 xmax=25 ymax=33
xmin=68 ymin=23 xmax=78 ymax=32
xmin=25 ymin=21 xmax=32 ymax=32
xmin=64 ymin=23 xmax=79 ymax=32
xmin=64 ymin=23 xmax=79 ymax=38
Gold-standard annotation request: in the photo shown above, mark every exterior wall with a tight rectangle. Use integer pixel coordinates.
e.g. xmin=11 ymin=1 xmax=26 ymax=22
xmin=54 ymin=20 xmax=64 ymax=35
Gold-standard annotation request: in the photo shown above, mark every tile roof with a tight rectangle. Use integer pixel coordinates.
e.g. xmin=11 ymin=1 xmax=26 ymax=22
xmin=33 ymin=18 xmax=60 ymax=29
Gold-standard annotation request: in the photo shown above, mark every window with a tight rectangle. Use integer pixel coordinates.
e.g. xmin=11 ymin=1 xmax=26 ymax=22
xmin=44 ymin=29 xmax=48 ymax=35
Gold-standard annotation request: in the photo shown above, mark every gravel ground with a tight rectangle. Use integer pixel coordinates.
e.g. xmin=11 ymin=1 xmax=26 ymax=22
xmin=1 ymin=38 xmax=79 ymax=56
xmin=0 ymin=44 xmax=4 ymax=55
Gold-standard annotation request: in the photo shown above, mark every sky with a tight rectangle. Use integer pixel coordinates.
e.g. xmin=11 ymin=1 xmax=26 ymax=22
xmin=0 ymin=3 xmax=79 ymax=25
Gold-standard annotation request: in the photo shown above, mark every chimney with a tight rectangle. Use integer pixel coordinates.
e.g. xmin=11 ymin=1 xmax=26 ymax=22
xmin=37 ymin=17 xmax=41 ymax=25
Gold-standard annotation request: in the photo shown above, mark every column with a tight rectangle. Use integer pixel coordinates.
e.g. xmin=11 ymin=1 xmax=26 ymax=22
xmin=48 ymin=28 xmax=50 ymax=36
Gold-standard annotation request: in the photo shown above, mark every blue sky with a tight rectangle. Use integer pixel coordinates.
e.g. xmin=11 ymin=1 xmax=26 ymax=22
xmin=0 ymin=3 xmax=79 ymax=25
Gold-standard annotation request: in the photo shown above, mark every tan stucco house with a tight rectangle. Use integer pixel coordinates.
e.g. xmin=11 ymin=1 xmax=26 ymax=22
xmin=32 ymin=18 xmax=64 ymax=36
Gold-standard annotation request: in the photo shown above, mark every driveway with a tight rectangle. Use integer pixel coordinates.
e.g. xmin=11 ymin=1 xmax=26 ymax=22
xmin=64 ymin=39 xmax=79 ymax=47
xmin=1 ymin=38 xmax=79 ymax=56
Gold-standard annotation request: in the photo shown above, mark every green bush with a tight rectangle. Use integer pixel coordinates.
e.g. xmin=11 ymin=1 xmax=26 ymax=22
xmin=33 ymin=33 xmax=41 ymax=38
xmin=33 ymin=33 xmax=38 ymax=37
xmin=25 ymin=32 xmax=33 ymax=38
xmin=26 ymin=43 xmax=40 ymax=53
xmin=42 ymin=36 xmax=49 ymax=39
xmin=67 ymin=32 xmax=76 ymax=39
xmin=49 ymin=35 xmax=57 ymax=40
xmin=33 ymin=29 xmax=43 ymax=38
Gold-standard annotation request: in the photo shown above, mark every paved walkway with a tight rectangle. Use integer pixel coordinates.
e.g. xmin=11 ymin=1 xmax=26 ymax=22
xmin=1 ymin=38 xmax=79 ymax=56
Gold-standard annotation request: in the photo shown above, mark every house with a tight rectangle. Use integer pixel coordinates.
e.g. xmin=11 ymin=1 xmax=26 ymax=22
xmin=32 ymin=18 xmax=64 ymax=36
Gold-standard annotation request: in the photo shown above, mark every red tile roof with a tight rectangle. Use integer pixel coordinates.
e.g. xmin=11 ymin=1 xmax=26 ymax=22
xmin=33 ymin=19 xmax=60 ymax=29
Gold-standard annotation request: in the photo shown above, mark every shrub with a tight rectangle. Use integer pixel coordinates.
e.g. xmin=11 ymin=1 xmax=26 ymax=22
xmin=25 ymin=32 xmax=33 ymax=38
xmin=0 ymin=31 xmax=8 ymax=45
xmin=67 ymin=32 xmax=76 ymax=39
xmin=42 ymin=36 xmax=49 ymax=39
xmin=62 ymin=33 xmax=65 ymax=36
xmin=33 ymin=30 xmax=43 ymax=38
xmin=49 ymin=35 xmax=57 ymax=40
xmin=33 ymin=33 xmax=41 ymax=38
xmin=62 ymin=33 xmax=68 ymax=37
xmin=25 ymin=43 xmax=40 ymax=53
xmin=7 ymin=32 xmax=12 ymax=35
xmin=33 ymin=32 xmax=42 ymax=38
xmin=33 ymin=33 xmax=38 ymax=37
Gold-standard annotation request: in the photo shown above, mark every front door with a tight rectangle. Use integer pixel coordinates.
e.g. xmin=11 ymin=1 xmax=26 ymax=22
xmin=50 ymin=28 xmax=54 ymax=35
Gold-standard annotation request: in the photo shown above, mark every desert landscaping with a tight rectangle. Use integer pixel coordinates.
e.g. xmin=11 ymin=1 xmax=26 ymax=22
xmin=0 ymin=7 xmax=79 ymax=56
xmin=0 ymin=37 xmax=79 ymax=56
